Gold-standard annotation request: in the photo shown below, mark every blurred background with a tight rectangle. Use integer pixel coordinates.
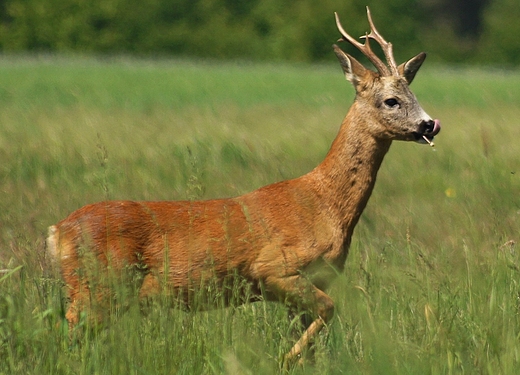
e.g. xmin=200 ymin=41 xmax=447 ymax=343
xmin=0 ymin=0 xmax=518 ymax=66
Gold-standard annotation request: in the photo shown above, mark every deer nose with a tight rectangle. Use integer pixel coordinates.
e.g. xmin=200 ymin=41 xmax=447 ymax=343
xmin=423 ymin=120 xmax=435 ymax=133
xmin=421 ymin=119 xmax=441 ymax=135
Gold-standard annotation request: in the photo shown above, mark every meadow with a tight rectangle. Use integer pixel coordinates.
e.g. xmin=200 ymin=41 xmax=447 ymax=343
xmin=0 ymin=54 xmax=519 ymax=374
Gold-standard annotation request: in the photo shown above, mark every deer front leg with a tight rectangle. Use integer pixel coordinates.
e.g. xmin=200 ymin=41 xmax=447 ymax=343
xmin=264 ymin=275 xmax=334 ymax=368
xmin=285 ymin=316 xmax=327 ymax=364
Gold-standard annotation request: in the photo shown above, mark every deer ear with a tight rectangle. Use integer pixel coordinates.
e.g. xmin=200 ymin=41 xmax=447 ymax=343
xmin=398 ymin=52 xmax=426 ymax=85
xmin=333 ymin=44 xmax=368 ymax=88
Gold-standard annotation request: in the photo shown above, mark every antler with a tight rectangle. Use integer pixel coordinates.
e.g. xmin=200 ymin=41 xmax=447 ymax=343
xmin=335 ymin=7 xmax=399 ymax=76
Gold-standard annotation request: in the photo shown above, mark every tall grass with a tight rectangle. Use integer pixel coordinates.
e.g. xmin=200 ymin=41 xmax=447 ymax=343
xmin=0 ymin=55 xmax=519 ymax=374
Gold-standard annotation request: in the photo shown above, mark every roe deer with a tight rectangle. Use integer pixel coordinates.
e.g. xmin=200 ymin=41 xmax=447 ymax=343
xmin=46 ymin=7 xmax=440 ymax=366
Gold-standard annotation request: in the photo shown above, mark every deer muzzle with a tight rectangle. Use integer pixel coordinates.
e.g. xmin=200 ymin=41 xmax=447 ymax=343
xmin=415 ymin=119 xmax=441 ymax=144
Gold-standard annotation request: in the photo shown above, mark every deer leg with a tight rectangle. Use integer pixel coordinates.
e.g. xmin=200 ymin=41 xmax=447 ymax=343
xmin=285 ymin=291 xmax=333 ymax=366
xmin=67 ymin=283 xmax=112 ymax=329
xmin=264 ymin=275 xmax=334 ymax=367
xmin=287 ymin=310 xmax=317 ymax=362
xmin=63 ymin=261 xmax=117 ymax=330
xmin=60 ymin=261 xmax=91 ymax=328
xmin=65 ymin=297 xmax=82 ymax=327
xmin=139 ymin=272 xmax=161 ymax=299
xmin=138 ymin=272 xmax=163 ymax=313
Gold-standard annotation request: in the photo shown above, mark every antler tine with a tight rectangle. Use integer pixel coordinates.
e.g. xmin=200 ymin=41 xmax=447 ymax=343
xmin=365 ymin=7 xmax=399 ymax=76
xmin=334 ymin=11 xmax=390 ymax=76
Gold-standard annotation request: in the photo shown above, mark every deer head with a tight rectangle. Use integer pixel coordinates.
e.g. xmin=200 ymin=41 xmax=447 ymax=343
xmin=333 ymin=7 xmax=440 ymax=144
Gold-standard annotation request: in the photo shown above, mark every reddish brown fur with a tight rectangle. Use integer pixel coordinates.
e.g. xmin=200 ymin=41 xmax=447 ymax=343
xmin=47 ymin=9 xmax=440 ymax=366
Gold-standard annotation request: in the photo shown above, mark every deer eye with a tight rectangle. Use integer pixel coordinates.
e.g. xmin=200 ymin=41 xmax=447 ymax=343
xmin=384 ymin=98 xmax=400 ymax=108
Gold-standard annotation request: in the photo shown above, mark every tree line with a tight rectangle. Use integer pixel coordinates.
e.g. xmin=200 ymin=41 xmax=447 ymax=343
xmin=0 ymin=0 xmax=518 ymax=66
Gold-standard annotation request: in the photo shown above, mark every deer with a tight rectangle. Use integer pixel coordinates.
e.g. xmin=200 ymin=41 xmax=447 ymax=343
xmin=46 ymin=7 xmax=440 ymax=367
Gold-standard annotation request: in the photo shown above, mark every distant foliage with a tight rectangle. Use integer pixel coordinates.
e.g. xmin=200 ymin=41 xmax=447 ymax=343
xmin=478 ymin=0 xmax=520 ymax=65
xmin=0 ymin=0 xmax=517 ymax=66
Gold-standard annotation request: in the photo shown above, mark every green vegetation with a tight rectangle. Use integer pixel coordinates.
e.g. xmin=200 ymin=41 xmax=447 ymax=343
xmin=1 ymin=0 xmax=520 ymax=65
xmin=0 ymin=56 xmax=519 ymax=374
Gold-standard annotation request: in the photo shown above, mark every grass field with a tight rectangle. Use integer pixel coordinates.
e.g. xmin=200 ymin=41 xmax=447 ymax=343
xmin=0 ymin=54 xmax=519 ymax=374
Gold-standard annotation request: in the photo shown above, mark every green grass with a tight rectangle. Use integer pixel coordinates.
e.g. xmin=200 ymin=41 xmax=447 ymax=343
xmin=0 ymin=55 xmax=519 ymax=374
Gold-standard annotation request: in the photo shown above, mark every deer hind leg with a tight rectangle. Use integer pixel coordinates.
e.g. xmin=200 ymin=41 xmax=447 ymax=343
xmin=61 ymin=268 xmax=93 ymax=328
xmin=47 ymin=228 xmax=101 ymax=329
xmin=264 ymin=275 xmax=334 ymax=368
xmin=61 ymin=252 xmax=112 ymax=329
xmin=63 ymin=270 xmax=115 ymax=330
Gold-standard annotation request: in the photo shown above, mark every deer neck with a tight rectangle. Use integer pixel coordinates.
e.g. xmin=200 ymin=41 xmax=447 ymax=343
xmin=313 ymin=102 xmax=392 ymax=235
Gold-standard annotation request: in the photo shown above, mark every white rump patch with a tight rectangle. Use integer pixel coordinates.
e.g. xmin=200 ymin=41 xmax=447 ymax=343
xmin=46 ymin=225 xmax=58 ymax=261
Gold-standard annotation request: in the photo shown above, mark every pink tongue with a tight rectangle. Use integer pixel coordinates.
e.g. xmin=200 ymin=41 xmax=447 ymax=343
xmin=431 ymin=119 xmax=441 ymax=135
